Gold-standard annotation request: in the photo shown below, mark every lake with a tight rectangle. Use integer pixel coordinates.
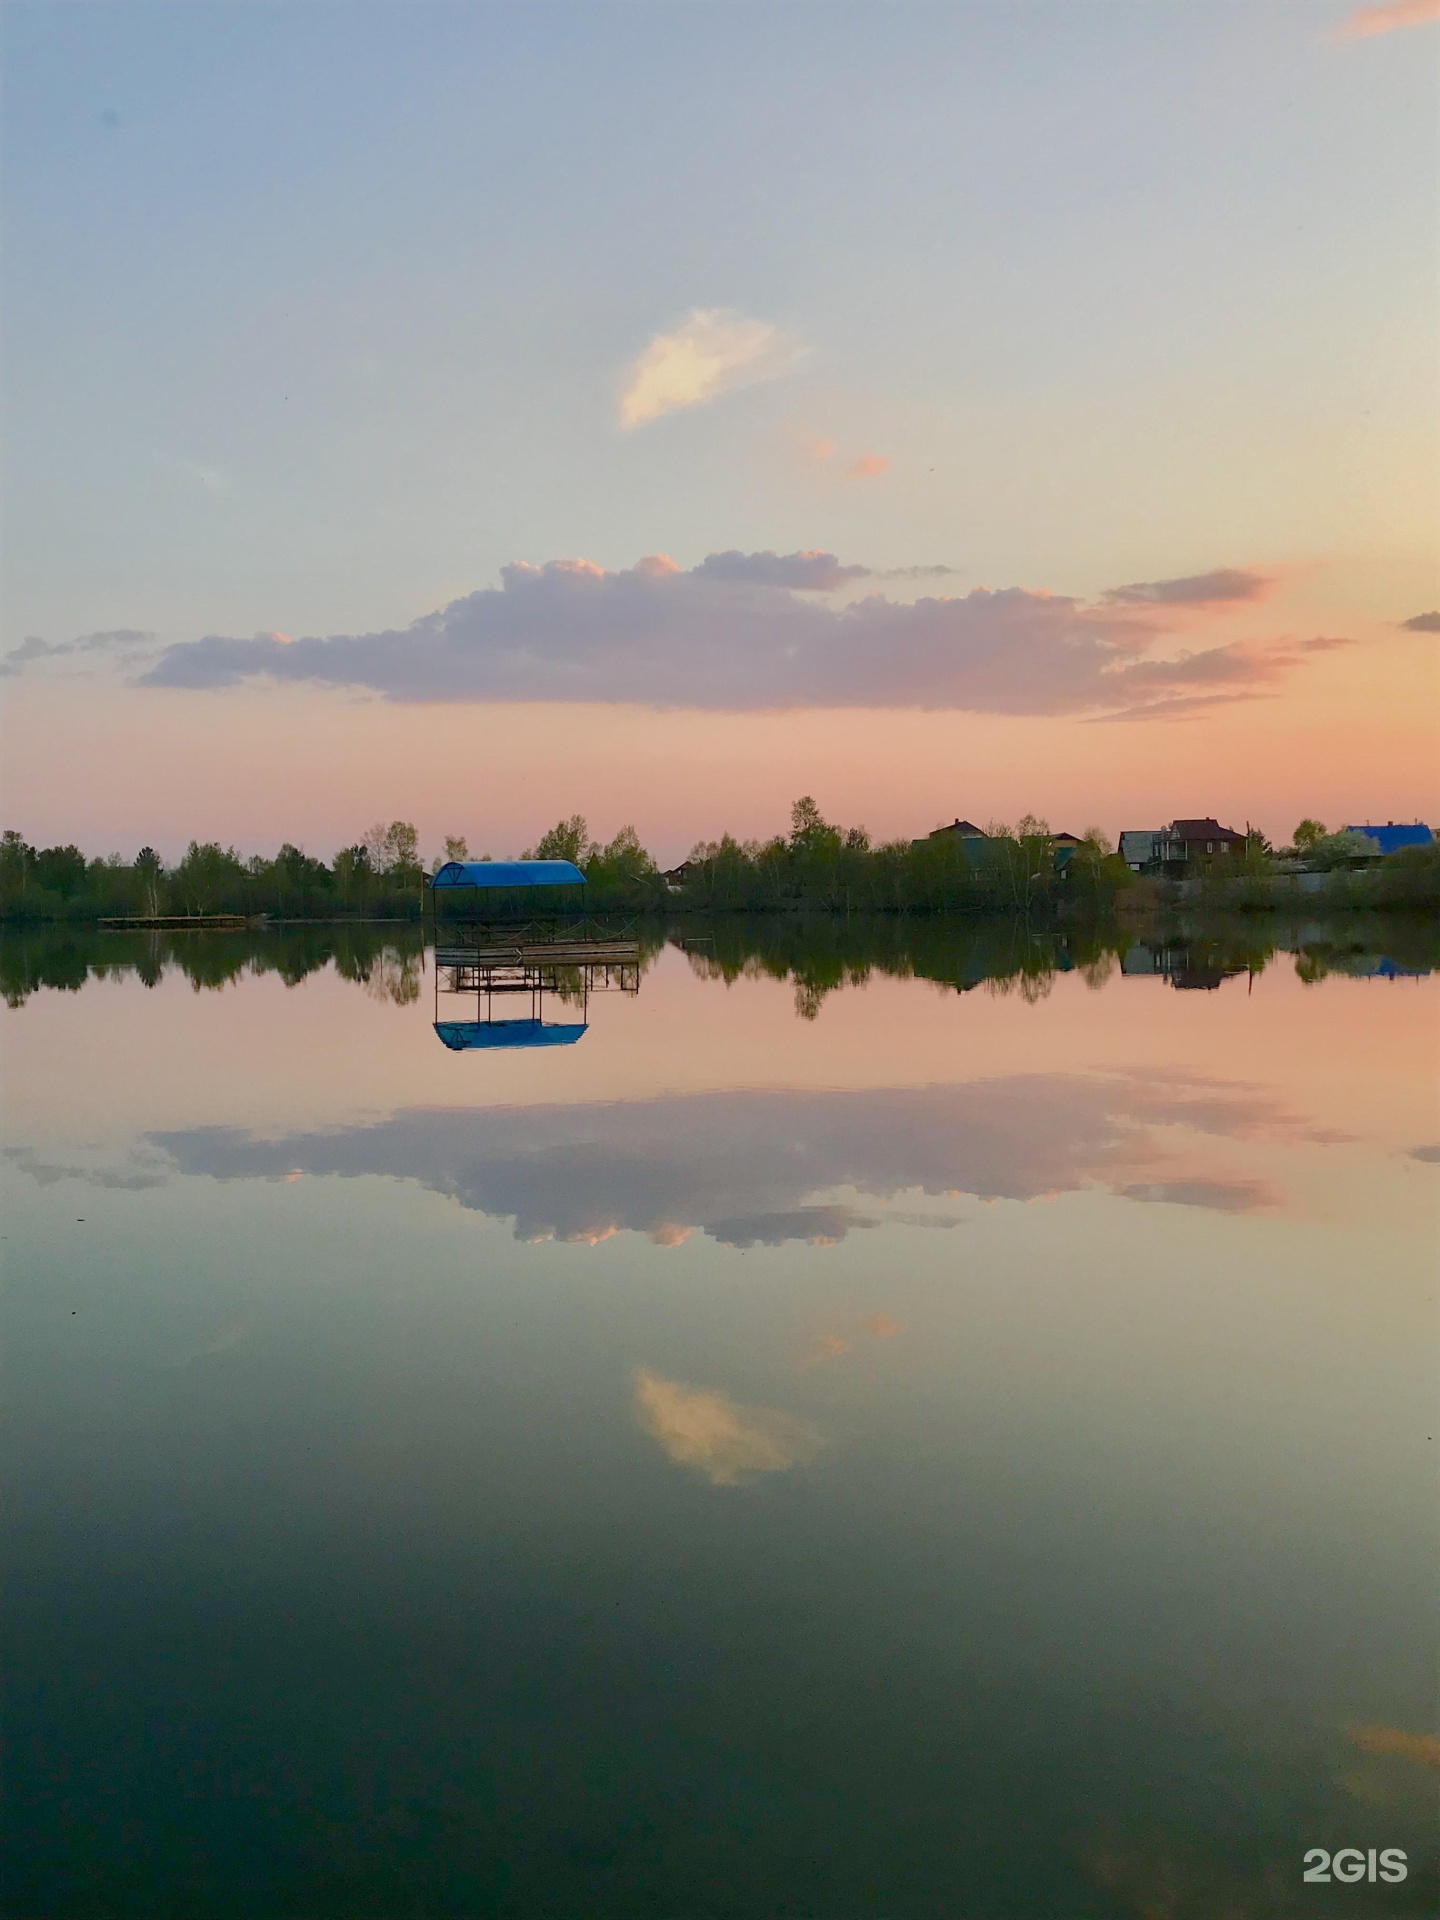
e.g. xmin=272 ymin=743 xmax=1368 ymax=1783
xmin=3 ymin=917 xmax=1436 ymax=1917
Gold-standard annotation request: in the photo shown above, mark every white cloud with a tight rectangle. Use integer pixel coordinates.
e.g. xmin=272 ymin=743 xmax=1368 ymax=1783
xmin=619 ymin=307 xmax=801 ymax=427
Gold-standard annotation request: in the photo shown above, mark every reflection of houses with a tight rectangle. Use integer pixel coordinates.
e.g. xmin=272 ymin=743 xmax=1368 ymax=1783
xmin=1120 ymin=818 xmax=1245 ymax=875
xmin=1121 ymin=942 xmax=1247 ymax=990
xmin=1348 ymin=956 xmax=1431 ymax=980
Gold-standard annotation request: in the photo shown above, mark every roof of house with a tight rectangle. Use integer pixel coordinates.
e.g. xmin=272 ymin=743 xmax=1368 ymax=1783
xmin=430 ymin=859 xmax=586 ymax=889
xmin=1168 ymin=818 xmax=1244 ymax=841
xmin=1051 ymin=831 xmax=1084 ymax=847
xmin=1343 ymin=823 xmax=1433 ymax=855
xmin=930 ymin=818 xmax=988 ymax=837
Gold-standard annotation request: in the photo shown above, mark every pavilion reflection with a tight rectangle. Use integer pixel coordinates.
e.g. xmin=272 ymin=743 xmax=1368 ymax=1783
xmin=432 ymin=921 xmax=641 ymax=1051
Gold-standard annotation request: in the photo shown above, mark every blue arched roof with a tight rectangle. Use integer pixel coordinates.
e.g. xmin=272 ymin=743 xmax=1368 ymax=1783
xmin=434 ymin=1019 xmax=587 ymax=1050
xmin=431 ymin=859 xmax=586 ymax=889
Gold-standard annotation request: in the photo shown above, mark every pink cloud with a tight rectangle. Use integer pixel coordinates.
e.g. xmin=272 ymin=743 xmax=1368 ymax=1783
xmin=1336 ymin=0 xmax=1440 ymax=37
xmin=1103 ymin=568 xmax=1272 ymax=608
xmin=846 ymin=453 xmax=891 ymax=481
xmin=136 ymin=550 xmax=1342 ymax=721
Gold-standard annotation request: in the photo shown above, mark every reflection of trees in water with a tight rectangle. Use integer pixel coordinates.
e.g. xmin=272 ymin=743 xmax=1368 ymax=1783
xmin=361 ymin=951 xmax=422 ymax=1006
xmin=983 ymin=967 xmax=1053 ymax=1005
xmin=677 ymin=910 xmax=1440 ymax=1017
xmin=683 ymin=915 xmax=1076 ymax=1018
xmin=2 ymin=912 xmax=1436 ymax=1010
xmin=544 ymin=965 xmax=588 ymax=1009
xmin=0 ymin=923 xmax=424 ymax=1006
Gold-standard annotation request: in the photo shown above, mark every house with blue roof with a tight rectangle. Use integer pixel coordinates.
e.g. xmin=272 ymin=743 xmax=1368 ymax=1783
xmin=1342 ymin=823 xmax=1433 ymax=857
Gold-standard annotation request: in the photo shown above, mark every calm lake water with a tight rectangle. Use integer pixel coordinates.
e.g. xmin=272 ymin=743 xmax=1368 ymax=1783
xmin=3 ymin=918 xmax=1437 ymax=1918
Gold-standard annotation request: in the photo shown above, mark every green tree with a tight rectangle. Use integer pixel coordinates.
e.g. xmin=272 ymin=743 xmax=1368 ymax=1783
xmin=33 ymin=845 xmax=88 ymax=898
xmin=361 ymin=820 xmax=420 ymax=875
xmin=1292 ymin=818 xmax=1326 ymax=852
xmin=527 ymin=815 xmax=592 ymax=865
xmin=385 ymin=821 xmax=420 ymax=873
xmin=1 ymin=830 xmax=35 ymax=913
xmin=432 ymin=834 xmax=469 ymax=872
xmin=332 ymin=844 xmax=371 ymax=906
xmin=172 ymin=840 xmax=248 ymax=914
xmin=584 ymin=825 xmax=659 ymax=905
xmin=1304 ymin=828 xmax=1378 ymax=871
xmin=135 ymin=847 xmax=164 ymax=917
xmin=789 ymin=795 xmax=842 ymax=860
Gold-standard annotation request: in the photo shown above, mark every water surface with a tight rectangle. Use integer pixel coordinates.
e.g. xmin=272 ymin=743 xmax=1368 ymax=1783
xmin=3 ymin=919 xmax=1436 ymax=1917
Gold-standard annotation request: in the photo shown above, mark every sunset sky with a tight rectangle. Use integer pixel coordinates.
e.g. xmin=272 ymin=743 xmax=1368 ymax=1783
xmin=3 ymin=0 xmax=1436 ymax=861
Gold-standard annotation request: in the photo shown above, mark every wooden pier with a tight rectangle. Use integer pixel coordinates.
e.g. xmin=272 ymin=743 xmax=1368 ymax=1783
xmin=99 ymin=915 xmax=250 ymax=931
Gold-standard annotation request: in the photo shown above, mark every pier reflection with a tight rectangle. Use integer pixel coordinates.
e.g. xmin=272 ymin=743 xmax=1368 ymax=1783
xmin=433 ymin=919 xmax=642 ymax=1050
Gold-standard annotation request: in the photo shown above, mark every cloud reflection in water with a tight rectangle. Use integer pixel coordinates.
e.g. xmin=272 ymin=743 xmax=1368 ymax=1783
xmin=145 ymin=1071 xmax=1318 ymax=1247
xmin=633 ymin=1370 xmax=822 ymax=1486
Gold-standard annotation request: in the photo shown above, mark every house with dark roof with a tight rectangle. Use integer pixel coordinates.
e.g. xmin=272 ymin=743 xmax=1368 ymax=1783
xmin=924 ymin=818 xmax=989 ymax=845
xmin=1049 ymin=831 xmax=1085 ymax=876
xmin=913 ymin=818 xmax=991 ymax=857
xmin=1160 ymin=818 xmax=1244 ymax=863
xmin=1117 ymin=818 xmax=1245 ymax=877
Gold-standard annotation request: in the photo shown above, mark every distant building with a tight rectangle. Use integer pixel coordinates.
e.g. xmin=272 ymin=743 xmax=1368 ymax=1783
xmin=1342 ymin=823 xmax=1433 ymax=857
xmin=914 ymin=818 xmax=991 ymax=857
xmin=1050 ymin=830 xmax=1084 ymax=875
xmin=1119 ymin=818 xmax=1245 ymax=875
xmin=1120 ymin=830 xmax=1163 ymax=873
xmin=1160 ymin=818 xmax=1245 ymax=864
xmin=924 ymin=818 xmax=989 ymax=846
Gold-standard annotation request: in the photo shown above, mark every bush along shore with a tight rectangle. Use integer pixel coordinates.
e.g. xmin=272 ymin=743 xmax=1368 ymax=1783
xmin=3 ymin=800 xmax=1436 ymax=925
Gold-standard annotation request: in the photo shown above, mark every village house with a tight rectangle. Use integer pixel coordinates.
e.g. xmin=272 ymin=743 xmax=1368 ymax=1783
xmin=1342 ymin=823 xmax=1433 ymax=858
xmin=920 ymin=818 xmax=989 ymax=851
xmin=1050 ymin=830 xmax=1084 ymax=876
xmin=1119 ymin=830 xmax=1162 ymax=872
xmin=1119 ymin=818 xmax=1246 ymax=875
xmin=920 ymin=819 xmax=1087 ymax=876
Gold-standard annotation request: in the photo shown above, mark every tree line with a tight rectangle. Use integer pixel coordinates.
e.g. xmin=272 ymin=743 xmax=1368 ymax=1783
xmin=1 ymin=821 xmax=434 ymax=923
xmin=4 ymin=800 xmax=1434 ymax=924
xmin=0 ymin=803 xmax=1127 ymax=923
